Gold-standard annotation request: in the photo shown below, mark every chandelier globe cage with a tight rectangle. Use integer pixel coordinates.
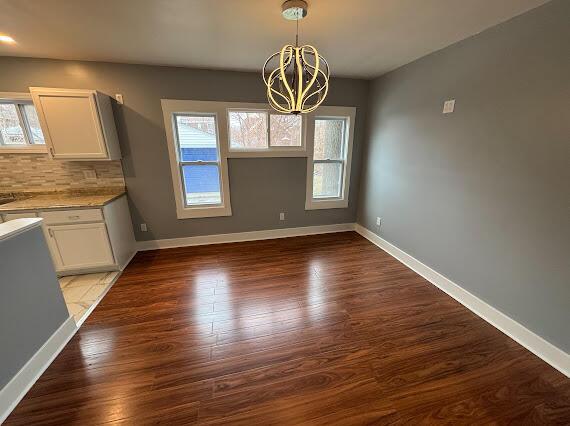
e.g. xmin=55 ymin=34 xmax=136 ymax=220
xmin=262 ymin=0 xmax=330 ymax=115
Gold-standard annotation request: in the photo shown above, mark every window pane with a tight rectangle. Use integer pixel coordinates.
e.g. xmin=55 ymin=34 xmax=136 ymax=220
xmin=0 ymin=104 xmax=25 ymax=145
xmin=270 ymin=114 xmax=302 ymax=147
xmin=313 ymin=162 xmax=342 ymax=198
xmin=175 ymin=115 xmax=218 ymax=161
xmin=229 ymin=111 xmax=267 ymax=149
xmin=23 ymin=104 xmax=45 ymax=144
xmin=182 ymin=164 xmax=222 ymax=205
xmin=313 ymin=118 xmax=346 ymax=160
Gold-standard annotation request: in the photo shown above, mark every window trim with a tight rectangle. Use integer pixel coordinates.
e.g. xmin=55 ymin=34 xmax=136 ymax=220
xmin=161 ymin=100 xmax=232 ymax=219
xmin=305 ymin=106 xmax=356 ymax=210
xmin=0 ymin=92 xmax=47 ymax=154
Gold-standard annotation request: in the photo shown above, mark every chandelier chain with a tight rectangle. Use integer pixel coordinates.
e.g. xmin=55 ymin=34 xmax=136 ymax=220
xmin=296 ymin=16 xmax=299 ymax=47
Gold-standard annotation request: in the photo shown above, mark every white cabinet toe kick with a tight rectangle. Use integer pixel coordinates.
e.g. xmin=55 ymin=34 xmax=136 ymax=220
xmin=0 ymin=195 xmax=135 ymax=276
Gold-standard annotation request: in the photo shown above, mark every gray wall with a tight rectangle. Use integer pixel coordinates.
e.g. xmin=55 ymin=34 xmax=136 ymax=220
xmin=358 ymin=0 xmax=570 ymax=351
xmin=0 ymin=58 xmax=369 ymax=241
xmin=0 ymin=224 xmax=70 ymax=388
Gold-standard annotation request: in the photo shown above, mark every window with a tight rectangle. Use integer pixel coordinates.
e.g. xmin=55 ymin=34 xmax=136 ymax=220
xmin=306 ymin=106 xmax=356 ymax=210
xmin=312 ymin=118 xmax=346 ymax=198
xmin=161 ymin=100 xmax=232 ymax=219
xmin=270 ymin=114 xmax=302 ymax=147
xmin=0 ymin=94 xmax=46 ymax=152
xmin=229 ymin=111 xmax=268 ymax=149
xmin=175 ymin=114 xmax=222 ymax=206
xmin=161 ymin=100 xmax=354 ymax=218
xmin=228 ymin=108 xmax=304 ymax=156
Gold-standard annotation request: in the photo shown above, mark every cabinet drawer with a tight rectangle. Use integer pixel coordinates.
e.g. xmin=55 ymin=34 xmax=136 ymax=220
xmin=40 ymin=209 xmax=103 ymax=224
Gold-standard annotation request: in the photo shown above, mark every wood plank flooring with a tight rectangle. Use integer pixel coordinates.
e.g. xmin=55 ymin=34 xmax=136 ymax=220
xmin=6 ymin=232 xmax=569 ymax=424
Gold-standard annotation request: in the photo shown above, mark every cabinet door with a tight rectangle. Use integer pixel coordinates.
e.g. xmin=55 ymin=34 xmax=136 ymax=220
xmin=46 ymin=223 xmax=115 ymax=271
xmin=30 ymin=88 xmax=109 ymax=160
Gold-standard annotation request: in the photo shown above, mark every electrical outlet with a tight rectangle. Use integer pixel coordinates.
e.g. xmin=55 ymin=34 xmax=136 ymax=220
xmin=279 ymin=212 xmax=285 ymax=221
xmin=443 ymin=99 xmax=455 ymax=114
xmin=83 ymin=170 xmax=97 ymax=180
xmin=115 ymin=94 xmax=124 ymax=104
xmin=376 ymin=217 xmax=382 ymax=226
xmin=140 ymin=223 xmax=147 ymax=232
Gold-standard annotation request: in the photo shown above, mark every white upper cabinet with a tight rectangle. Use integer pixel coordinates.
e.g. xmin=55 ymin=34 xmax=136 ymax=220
xmin=30 ymin=87 xmax=121 ymax=160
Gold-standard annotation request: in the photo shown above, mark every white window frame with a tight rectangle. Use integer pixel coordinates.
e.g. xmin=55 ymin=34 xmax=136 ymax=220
xmin=0 ymin=92 xmax=47 ymax=154
xmin=161 ymin=100 xmax=232 ymax=219
xmin=305 ymin=106 xmax=356 ymax=210
xmin=226 ymin=102 xmax=307 ymax=158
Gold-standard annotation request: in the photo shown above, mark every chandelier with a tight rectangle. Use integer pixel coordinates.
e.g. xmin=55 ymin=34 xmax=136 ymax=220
xmin=262 ymin=0 xmax=330 ymax=114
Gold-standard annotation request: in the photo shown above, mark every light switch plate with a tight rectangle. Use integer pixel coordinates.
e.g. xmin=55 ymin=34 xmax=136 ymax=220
xmin=279 ymin=212 xmax=285 ymax=221
xmin=443 ymin=99 xmax=455 ymax=114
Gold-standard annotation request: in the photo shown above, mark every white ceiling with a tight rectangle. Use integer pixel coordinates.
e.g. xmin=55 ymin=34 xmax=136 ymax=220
xmin=0 ymin=0 xmax=549 ymax=78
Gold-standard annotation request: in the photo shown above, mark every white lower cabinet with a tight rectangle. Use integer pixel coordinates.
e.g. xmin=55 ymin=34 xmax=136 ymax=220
xmin=1 ymin=195 xmax=135 ymax=276
xmin=46 ymin=222 xmax=115 ymax=272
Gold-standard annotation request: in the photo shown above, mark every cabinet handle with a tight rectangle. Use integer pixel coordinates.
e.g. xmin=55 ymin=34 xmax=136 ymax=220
xmin=68 ymin=215 xmax=80 ymax=220
xmin=49 ymin=147 xmax=54 ymax=156
xmin=48 ymin=228 xmax=54 ymax=237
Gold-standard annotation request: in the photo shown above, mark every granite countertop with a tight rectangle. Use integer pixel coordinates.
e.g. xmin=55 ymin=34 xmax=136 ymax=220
xmin=0 ymin=189 xmax=126 ymax=212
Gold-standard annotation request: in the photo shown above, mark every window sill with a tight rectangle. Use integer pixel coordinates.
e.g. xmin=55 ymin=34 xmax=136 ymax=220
xmin=176 ymin=204 xmax=232 ymax=219
xmin=227 ymin=149 xmax=307 ymax=158
xmin=0 ymin=146 xmax=48 ymax=154
xmin=305 ymin=198 xmax=349 ymax=210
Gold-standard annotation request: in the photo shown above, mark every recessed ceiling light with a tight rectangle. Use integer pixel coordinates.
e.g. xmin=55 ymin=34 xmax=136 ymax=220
xmin=0 ymin=35 xmax=16 ymax=44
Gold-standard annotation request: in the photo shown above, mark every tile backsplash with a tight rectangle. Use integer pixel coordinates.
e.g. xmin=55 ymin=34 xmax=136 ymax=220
xmin=0 ymin=153 xmax=125 ymax=193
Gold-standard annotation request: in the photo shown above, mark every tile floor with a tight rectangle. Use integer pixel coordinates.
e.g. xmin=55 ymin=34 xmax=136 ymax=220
xmin=58 ymin=271 xmax=120 ymax=324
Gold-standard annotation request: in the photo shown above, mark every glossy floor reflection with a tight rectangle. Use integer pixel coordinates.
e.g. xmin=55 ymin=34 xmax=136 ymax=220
xmin=6 ymin=232 xmax=570 ymax=424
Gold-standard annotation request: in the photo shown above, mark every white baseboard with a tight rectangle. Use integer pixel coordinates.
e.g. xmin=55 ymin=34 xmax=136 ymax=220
xmin=354 ymin=224 xmax=569 ymax=377
xmin=137 ymin=223 xmax=356 ymax=251
xmin=0 ymin=316 xmax=78 ymax=423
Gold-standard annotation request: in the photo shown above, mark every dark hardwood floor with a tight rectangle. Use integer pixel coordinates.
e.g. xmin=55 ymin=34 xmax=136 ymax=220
xmin=6 ymin=232 xmax=569 ymax=424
